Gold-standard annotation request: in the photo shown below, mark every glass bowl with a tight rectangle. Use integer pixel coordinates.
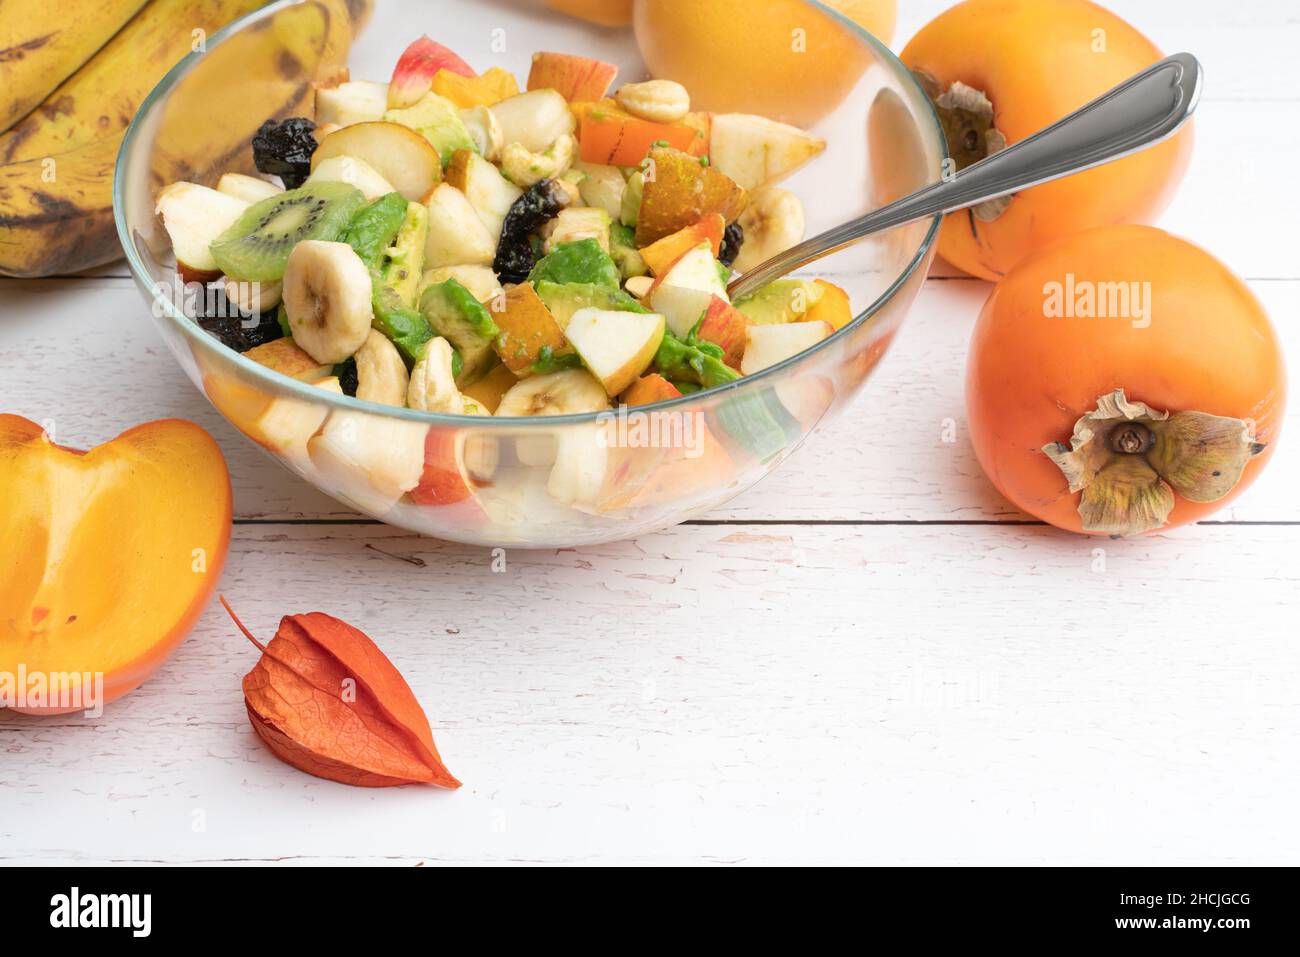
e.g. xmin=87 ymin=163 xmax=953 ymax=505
xmin=114 ymin=0 xmax=944 ymax=547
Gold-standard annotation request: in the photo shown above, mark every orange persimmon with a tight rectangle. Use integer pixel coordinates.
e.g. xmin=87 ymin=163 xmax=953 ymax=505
xmin=966 ymin=225 xmax=1285 ymax=537
xmin=0 ymin=416 xmax=232 ymax=713
xmin=578 ymin=107 xmax=700 ymax=167
xmin=901 ymin=0 xmax=1193 ymax=281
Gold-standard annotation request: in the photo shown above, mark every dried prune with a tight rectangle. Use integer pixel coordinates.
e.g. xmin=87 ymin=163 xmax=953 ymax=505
xmin=195 ymin=286 xmax=286 ymax=352
xmin=719 ymin=221 xmax=745 ymax=268
xmin=333 ymin=357 xmax=359 ymax=396
xmin=493 ymin=179 xmax=571 ymax=283
xmin=252 ymin=117 xmax=317 ymax=189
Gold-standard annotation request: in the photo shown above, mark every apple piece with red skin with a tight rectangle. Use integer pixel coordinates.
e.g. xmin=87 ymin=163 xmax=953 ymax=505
xmin=621 ymin=373 xmax=682 ymax=406
xmin=696 ymin=296 xmax=750 ymax=369
xmin=389 ymin=36 xmax=474 ymax=110
xmin=527 ymin=51 xmax=618 ymax=103
xmin=646 ymin=242 xmax=729 ymax=338
xmin=564 ymin=307 xmax=666 ymax=397
xmin=639 ymin=213 xmax=725 ymax=276
xmin=155 ymin=182 xmax=248 ymax=283
xmin=409 ymin=426 xmax=495 ymax=516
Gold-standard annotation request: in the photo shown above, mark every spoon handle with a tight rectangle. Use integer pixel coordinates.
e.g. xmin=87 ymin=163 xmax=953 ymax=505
xmin=727 ymin=52 xmax=1202 ymax=300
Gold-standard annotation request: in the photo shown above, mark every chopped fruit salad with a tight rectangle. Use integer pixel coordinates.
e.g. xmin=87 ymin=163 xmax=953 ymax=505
xmin=156 ymin=36 xmax=852 ymax=424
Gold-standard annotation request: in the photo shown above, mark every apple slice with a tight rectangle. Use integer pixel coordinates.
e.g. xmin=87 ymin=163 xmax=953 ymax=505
xmin=423 ymin=183 xmax=497 ymax=268
xmin=420 ymin=264 xmax=503 ymax=304
xmin=310 ymin=121 xmax=442 ymax=201
xmin=255 ymin=376 xmax=344 ymax=467
xmin=216 ymin=173 xmax=283 ymax=204
xmin=316 ymin=79 xmax=390 ymax=127
xmin=445 ymin=149 xmax=522 ymax=241
xmin=565 ymin=307 xmax=666 ymax=397
xmin=621 ymin=373 xmax=682 ymax=406
xmin=242 ymin=338 xmax=329 ymax=381
xmin=527 ymin=52 xmax=617 ymax=102
xmin=639 ymin=213 xmax=725 ymax=276
xmin=647 ymin=242 xmax=729 ymax=338
xmin=740 ymin=320 xmax=834 ymax=376
xmin=306 ymin=154 xmax=398 ymax=200
xmin=155 ymin=182 xmax=248 ymax=283
xmin=709 ymin=113 xmax=827 ymax=190
xmin=696 ymin=296 xmax=750 ymax=369
xmin=389 ymin=36 xmax=474 ymax=109
xmin=489 ymin=89 xmax=575 ymax=153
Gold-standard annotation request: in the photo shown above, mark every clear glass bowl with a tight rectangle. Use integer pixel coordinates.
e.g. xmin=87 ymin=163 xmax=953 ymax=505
xmin=114 ymin=0 xmax=944 ymax=547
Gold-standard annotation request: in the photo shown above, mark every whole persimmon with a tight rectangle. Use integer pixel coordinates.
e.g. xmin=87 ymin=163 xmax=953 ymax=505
xmin=902 ymin=0 xmax=1193 ymax=281
xmin=633 ymin=0 xmax=893 ymax=126
xmin=966 ymin=225 xmax=1285 ymax=537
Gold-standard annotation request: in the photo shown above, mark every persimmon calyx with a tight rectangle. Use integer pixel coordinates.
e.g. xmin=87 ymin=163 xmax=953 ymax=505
xmin=912 ymin=70 xmax=1010 ymax=221
xmin=1042 ymin=390 xmax=1264 ymax=537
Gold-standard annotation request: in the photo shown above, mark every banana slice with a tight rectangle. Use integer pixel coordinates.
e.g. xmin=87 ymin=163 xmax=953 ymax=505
xmin=283 ymin=240 xmax=374 ymax=364
xmin=355 ymin=329 xmax=409 ymax=407
xmin=733 ymin=187 xmax=806 ymax=274
xmin=407 ymin=337 xmax=464 ymax=414
xmin=496 ymin=368 xmax=609 ymax=466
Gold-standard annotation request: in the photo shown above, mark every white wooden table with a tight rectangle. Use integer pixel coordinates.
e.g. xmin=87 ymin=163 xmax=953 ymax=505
xmin=2 ymin=0 xmax=1297 ymax=865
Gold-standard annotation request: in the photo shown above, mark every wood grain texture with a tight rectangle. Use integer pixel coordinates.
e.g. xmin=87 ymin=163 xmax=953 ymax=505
xmin=0 ymin=0 xmax=1297 ymax=866
xmin=2 ymin=523 xmax=1298 ymax=865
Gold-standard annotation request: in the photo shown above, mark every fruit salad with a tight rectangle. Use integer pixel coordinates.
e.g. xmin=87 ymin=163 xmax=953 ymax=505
xmin=154 ymin=37 xmax=852 ymax=519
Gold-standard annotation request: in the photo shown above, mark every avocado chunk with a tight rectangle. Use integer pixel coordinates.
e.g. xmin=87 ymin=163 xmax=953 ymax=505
xmin=340 ymin=192 xmax=407 ymax=270
xmin=419 ymin=278 xmax=501 ymax=385
xmin=381 ymin=201 xmax=429 ymax=307
xmin=534 ymin=280 xmax=650 ymax=330
xmin=384 ymin=92 xmax=477 ymax=166
xmin=609 ymin=223 xmax=647 ymax=280
xmin=527 ymin=238 xmax=620 ymax=288
xmin=733 ymin=278 xmax=826 ymax=325
xmin=373 ymin=285 xmax=434 ymax=366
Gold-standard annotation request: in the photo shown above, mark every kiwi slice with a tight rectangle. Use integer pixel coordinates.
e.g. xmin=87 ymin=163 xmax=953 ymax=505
xmin=210 ymin=181 xmax=365 ymax=281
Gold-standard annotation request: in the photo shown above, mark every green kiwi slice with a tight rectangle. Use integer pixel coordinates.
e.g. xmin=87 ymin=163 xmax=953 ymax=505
xmin=209 ymin=181 xmax=365 ymax=281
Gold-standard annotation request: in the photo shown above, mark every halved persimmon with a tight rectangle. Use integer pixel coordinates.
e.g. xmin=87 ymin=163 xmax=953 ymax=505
xmin=0 ymin=416 xmax=232 ymax=713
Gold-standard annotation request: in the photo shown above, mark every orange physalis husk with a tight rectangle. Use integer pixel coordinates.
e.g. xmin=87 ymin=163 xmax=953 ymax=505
xmin=221 ymin=597 xmax=460 ymax=789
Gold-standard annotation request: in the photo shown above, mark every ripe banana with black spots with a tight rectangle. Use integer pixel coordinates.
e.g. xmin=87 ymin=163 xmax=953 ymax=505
xmin=0 ymin=0 xmax=368 ymax=277
xmin=0 ymin=0 xmax=147 ymax=134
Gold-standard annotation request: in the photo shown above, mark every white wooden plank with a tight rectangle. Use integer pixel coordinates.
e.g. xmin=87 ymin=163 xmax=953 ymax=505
xmin=2 ymin=521 xmax=1297 ymax=865
xmin=2 ymin=272 xmax=1294 ymax=523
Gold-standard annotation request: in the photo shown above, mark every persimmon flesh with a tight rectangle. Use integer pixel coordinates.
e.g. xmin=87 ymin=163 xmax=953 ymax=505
xmin=0 ymin=416 xmax=232 ymax=713
xmin=901 ymin=0 xmax=1193 ymax=281
xmin=966 ymin=225 xmax=1285 ymax=537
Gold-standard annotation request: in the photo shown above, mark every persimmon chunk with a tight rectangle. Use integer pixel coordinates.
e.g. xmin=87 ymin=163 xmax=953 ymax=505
xmin=0 ymin=416 xmax=232 ymax=712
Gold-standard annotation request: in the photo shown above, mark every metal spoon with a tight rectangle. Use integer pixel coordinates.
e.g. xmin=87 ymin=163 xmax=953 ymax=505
xmin=727 ymin=52 xmax=1202 ymax=300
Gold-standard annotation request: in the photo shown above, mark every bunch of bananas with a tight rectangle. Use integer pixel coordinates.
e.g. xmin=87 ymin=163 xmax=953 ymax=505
xmin=0 ymin=0 xmax=371 ymax=278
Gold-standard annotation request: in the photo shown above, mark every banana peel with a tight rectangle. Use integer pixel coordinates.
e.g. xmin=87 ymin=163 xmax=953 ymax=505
xmin=0 ymin=0 xmax=365 ymax=277
xmin=0 ymin=0 xmax=148 ymax=134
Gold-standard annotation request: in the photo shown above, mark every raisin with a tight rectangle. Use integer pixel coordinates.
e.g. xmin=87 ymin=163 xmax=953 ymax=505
xmin=252 ymin=117 xmax=317 ymax=189
xmin=719 ymin=221 xmax=745 ymax=268
xmin=493 ymin=179 xmax=571 ymax=284
xmin=333 ymin=357 xmax=359 ymax=396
